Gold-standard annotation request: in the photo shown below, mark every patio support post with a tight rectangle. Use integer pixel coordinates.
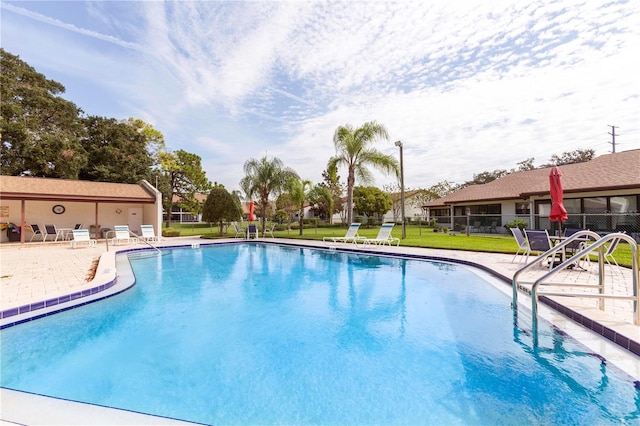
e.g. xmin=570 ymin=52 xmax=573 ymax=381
xmin=20 ymin=199 xmax=26 ymax=243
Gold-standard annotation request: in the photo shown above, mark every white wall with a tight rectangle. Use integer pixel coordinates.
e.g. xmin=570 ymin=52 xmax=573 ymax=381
xmin=0 ymin=199 xmax=161 ymax=242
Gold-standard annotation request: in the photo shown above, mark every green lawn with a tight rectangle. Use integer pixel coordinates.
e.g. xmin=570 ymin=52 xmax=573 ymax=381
xmin=164 ymin=222 xmax=637 ymax=268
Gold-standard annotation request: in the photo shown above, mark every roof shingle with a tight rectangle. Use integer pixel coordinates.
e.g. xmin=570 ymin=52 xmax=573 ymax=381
xmin=425 ymin=149 xmax=640 ymax=207
xmin=0 ymin=176 xmax=157 ymax=203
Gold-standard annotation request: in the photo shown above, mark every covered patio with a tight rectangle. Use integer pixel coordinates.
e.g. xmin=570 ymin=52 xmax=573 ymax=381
xmin=0 ymin=176 xmax=163 ymax=244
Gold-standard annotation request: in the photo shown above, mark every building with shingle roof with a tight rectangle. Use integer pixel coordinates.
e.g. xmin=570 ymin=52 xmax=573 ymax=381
xmin=0 ymin=176 xmax=162 ymax=243
xmin=423 ymin=149 xmax=640 ymax=238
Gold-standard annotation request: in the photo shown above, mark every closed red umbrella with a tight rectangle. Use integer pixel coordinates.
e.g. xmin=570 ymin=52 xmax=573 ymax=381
xmin=549 ymin=166 xmax=568 ymax=235
xmin=248 ymin=200 xmax=255 ymax=221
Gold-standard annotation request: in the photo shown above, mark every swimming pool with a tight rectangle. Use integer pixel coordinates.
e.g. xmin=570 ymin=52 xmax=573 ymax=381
xmin=1 ymin=242 xmax=639 ymax=424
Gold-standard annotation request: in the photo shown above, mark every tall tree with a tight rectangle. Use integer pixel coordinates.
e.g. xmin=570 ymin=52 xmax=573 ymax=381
xmin=240 ymin=156 xmax=299 ymax=232
xmin=428 ymin=180 xmax=459 ymax=197
xmin=159 ymin=149 xmax=212 ymax=227
xmin=275 ymin=193 xmax=297 ymax=230
xmin=126 ymin=117 xmax=166 ymax=168
xmin=202 ymin=185 xmax=243 ymax=234
xmin=307 ymin=184 xmax=334 ymax=223
xmin=327 ymin=121 xmax=399 ymax=224
xmin=319 ymin=169 xmax=344 ymax=224
xmin=0 ymin=48 xmax=86 ymax=178
xmin=353 ymin=186 xmax=393 ymax=225
xmin=79 ymin=116 xmax=153 ymax=183
xmin=548 ymin=149 xmax=595 ymax=166
xmin=464 ymin=169 xmax=508 ymax=186
xmin=287 ymin=177 xmax=313 ymax=236
xmin=517 ymin=157 xmax=536 ymax=171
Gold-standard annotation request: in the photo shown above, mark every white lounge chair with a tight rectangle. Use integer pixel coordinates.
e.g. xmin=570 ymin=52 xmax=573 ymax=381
xmin=112 ymin=225 xmax=136 ymax=245
xmin=70 ymin=229 xmax=97 ymax=248
xmin=357 ymin=223 xmax=400 ymax=247
xmin=323 ymin=223 xmax=361 ymax=245
xmin=140 ymin=224 xmax=159 ymax=242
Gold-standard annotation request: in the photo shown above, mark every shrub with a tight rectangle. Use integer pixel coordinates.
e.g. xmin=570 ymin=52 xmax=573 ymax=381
xmin=162 ymin=228 xmax=181 ymax=237
xmin=504 ymin=219 xmax=528 ymax=233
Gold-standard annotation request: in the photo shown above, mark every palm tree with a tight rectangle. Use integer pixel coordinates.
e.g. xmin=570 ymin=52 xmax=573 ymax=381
xmin=308 ymin=184 xmax=334 ymax=224
xmin=288 ymin=177 xmax=313 ymax=236
xmin=240 ymin=156 xmax=299 ymax=232
xmin=327 ymin=121 xmax=399 ymax=224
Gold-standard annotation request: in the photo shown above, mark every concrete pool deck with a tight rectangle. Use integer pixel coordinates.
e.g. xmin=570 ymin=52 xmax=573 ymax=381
xmin=1 ymin=236 xmax=639 ymax=424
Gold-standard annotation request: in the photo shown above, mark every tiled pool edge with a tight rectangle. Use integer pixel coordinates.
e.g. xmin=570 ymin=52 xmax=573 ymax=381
xmin=0 ymin=249 xmax=121 ymax=329
xmin=0 ymin=241 xmax=240 ymax=328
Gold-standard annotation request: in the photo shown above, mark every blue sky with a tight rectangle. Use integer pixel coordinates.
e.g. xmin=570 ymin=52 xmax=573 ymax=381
xmin=2 ymin=0 xmax=639 ymax=192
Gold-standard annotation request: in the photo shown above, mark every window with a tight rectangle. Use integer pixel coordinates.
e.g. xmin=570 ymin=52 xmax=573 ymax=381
xmin=564 ymin=198 xmax=581 ymax=214
xmin=515 ymin=203 xmax=530 ymax=215
xmin=584 ymin=197 xmax=607 ymax=213
xmin=610 ymin=196 xmax=637 ymax=213
xmin=431 ymin=208 xmax=449 ymax=217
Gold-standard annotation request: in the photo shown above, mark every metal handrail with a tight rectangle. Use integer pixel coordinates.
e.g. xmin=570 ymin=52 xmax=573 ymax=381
xmin=511 ymin=230 xmax=602 ymax=307
xmin=512 ymin=231 xmax=639 ymax=339
xmin=104 ymin=229 xmax=162 ymax=255
xmin=130 ymin=230 xmax=162 ymax=255
xmin=530 ymin=233 xmax=638 ymax=330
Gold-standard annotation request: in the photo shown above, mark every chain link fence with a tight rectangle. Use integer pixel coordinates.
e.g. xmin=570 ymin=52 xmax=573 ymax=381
xmin=430 ymin=213 xmax=640 ymax=242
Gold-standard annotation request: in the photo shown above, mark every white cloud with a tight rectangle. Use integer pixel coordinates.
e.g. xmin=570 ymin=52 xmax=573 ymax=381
xmin=1 ymin=0 xmax=638 ymax=191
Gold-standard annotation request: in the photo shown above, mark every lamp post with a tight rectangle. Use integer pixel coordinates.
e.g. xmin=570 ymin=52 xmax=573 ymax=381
xmin=394 ymin=140 xmax=406 ymax=239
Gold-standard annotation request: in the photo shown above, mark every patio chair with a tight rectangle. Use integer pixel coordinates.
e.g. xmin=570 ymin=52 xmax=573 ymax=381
xmin=140 ymin=224 xmax=159 ymax=242
xmin=510 ymin=227 xmax=530 ymax=263
xmin=231 ymin=222 xmax=246 ymax=238
xmin=112 ymin=225 xmax=136 ymax=245
xmin=563 ymin=228 xmax=590 ymax=269
xmin=29 ymin=224 xmax=47 ymax=242
xmin=263 ymin=223 xmax=276 ymax=238
xmin=323 ymin=223 xmax=361 ymax=245
xmin=357 ymin=223 xmax=400 ymax=247
xmin=604 ymin=236 xmax=623 ymax=276
xmin=70 ymin=229 xmax=97 ymax=249
xmin=524 ymin=229 xmax=559 ymax=268
xmin=44 ymin=224 xmax=61 ymax=242
xmin=247 ymin=224 xmax=259 ymax=239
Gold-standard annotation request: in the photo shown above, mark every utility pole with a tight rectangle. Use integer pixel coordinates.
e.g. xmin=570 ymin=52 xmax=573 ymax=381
xmin=607 ymin=125 xmax=618 ymax=153
xmin=394 ymin=141 xmax=406 ymax=239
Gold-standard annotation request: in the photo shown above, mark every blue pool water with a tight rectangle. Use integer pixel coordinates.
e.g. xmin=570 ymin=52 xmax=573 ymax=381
xmin=1 ymin=243 xmax=639 ymax=424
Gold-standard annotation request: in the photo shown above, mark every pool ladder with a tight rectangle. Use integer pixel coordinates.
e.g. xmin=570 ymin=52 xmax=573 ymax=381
xmin=511 ymin=231 xmax=639 ymax=340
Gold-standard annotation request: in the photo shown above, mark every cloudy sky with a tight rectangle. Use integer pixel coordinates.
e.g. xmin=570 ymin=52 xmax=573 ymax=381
xmin=2 ymin=0 xmax=639 ymax=192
